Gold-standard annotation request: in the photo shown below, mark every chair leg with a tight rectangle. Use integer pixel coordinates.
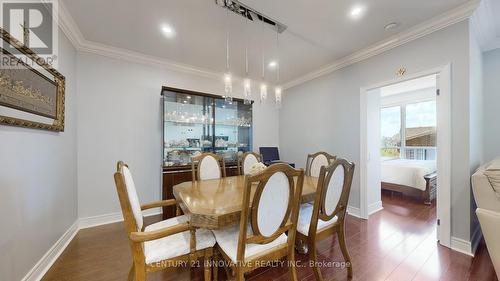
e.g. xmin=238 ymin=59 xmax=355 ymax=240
xmin=128 ymin=264 xmax=135 ymax=281
xmin=309 ymin=239 xmax=323 ymax=281
xmin=204 ymin=255 xmax=212 ymax=281
xmin=288 ymin=250 xmax=298 ymax=281
xmin=234 ymin=268 xmax=244 ymax=281
xmin=337 ymin=227 xmax=353 ymax=278
xmin=134 ymin=267 xmax=146 ymax=281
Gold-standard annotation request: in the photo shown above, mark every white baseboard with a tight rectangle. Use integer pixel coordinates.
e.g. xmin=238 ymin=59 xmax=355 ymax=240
xmin=78 ymin=208 xmax=162 ymax=229
xmin=450 ymin=224 xmax=483 ymax=257
xmin=347 ymin=205 xmax=362 ymax=218
xmin=22 ymin=208 xmax=162 ymax=281
xmin=368 ymin=200 xmax=384 ymax=216
xmin=21 ymin=221 xmax=79 ymax=281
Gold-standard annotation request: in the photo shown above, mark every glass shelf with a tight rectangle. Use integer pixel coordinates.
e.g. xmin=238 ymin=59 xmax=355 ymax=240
xmin=162 ymin=87 xmax=253 ymax=167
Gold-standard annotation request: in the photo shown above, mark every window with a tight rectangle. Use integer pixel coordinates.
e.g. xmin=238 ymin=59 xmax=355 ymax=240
xmin=380 ymin=106 xmax=401 ymax=159
xmin=405 ymin=100 xmax=436 ymax=160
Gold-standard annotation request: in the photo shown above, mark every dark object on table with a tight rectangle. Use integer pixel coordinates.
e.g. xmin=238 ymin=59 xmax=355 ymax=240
xmin=259 ymin=146 xmax=295 ymax=167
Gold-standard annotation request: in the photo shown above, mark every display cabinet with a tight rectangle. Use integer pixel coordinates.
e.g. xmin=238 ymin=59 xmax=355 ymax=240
xmin=161 ymin=86 xmax=253 ymax=218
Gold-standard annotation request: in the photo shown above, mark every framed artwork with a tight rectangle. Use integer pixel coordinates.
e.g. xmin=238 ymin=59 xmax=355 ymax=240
xmin=0 ymin=27 xmax=65 ymax=132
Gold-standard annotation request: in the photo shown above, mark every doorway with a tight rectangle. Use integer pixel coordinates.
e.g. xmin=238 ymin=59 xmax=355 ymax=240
xmin=360 ymin=65 xmax=451 ymax=248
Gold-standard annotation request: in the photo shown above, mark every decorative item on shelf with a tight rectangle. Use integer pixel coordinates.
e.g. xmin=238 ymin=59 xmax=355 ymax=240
xmin=248 ymin=162 xmax=267 ymax=175
xmin=0 ymin=27 xmax=66 ymax=131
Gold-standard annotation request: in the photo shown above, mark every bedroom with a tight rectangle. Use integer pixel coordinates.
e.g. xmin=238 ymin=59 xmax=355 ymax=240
xmin=361 ymin=72 xmax=442 ymax=240
xmin=380 ymin=74 xmax=438 ymax=206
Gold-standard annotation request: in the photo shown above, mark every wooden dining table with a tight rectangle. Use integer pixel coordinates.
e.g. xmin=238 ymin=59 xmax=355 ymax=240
xmin=173 ymin=175 xmax=319 ymax=230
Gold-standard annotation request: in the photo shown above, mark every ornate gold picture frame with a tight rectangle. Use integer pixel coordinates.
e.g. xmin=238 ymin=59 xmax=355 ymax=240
xmin=0 ymin=27 xmax=65 ymax=132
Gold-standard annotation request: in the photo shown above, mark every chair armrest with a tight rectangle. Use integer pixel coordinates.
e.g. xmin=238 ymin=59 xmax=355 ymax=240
xmin=141 ymin=199 xmax=177 ymax=210
xmin=130 ymin=222 xmax=190 ymax=242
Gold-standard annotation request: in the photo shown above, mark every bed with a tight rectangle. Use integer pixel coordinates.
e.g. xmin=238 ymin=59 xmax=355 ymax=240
xmin=381 ymin=159 xmax=437 ymax=205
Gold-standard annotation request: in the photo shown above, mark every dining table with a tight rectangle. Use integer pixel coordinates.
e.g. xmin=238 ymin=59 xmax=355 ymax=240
xmin=173 ymin=175 xmax=319 ymax=230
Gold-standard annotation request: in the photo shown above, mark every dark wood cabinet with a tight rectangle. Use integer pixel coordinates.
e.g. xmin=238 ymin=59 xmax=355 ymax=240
xmin=162 ymin=164 xmax=239 ymax=219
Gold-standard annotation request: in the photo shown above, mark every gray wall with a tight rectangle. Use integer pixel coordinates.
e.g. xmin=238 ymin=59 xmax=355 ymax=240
xmin=0 ymin=32 xmax=78 ymax=280
xmin=280 ymin=22 xmax=472 ymax=241
xmin=483 ymin=48 xmax=500 ymax=161
xmin=469 ymin=27 xmax=483 ymax=240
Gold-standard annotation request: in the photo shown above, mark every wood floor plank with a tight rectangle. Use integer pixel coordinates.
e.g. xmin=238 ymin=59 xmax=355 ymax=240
xmin=41 ymin=193 xmax=497 ymax=281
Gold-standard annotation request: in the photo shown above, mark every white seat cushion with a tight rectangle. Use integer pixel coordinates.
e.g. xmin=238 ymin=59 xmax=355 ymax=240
xmin=297 ymin=204 xmax=337 ymax=236
xmin=212 ymin=223 xmax=288 ymax=263
xmin=144 ymin=215 xmax=216 ymax=264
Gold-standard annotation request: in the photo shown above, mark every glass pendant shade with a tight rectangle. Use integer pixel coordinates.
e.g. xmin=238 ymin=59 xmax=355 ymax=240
xmin=243 ymin=78 xmax=252 ymax=105
xmin=275 ymin=86 xmax=282 ymax=108
xmin=223 ymin=72 xmax=233 ymax=102
xmin=260 ymin=83 xmax=267 ymax=103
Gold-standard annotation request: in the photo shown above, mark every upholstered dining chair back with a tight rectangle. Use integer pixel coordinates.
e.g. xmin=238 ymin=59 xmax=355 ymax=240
xmin=314 ymin=158 xmax=355 ymax=229
xmin=238 ymin=152 xmax=262 ymax=175
xmin=237 ymin=163 xmax=304 ymax=261
xmin=306 ymin=152 xmax=336 ymax=177
xmin=114 ymin=161 xmax=144 ymax=232
xmin=191 ymin=152 xmax=226 ymax=181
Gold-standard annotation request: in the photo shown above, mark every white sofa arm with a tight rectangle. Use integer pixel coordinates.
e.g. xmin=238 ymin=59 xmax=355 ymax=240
xmin=476 ymin=208 xmax=500 ymax=279
xmin=472 ymin=167 xmax=500 ymax=213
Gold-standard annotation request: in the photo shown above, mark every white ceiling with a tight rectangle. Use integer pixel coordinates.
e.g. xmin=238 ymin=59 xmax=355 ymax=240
xmin=62 ymin=0 xmax=470 ymax=84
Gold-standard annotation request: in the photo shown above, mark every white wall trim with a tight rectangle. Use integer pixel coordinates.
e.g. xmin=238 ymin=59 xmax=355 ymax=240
xmin=282 ymin=0 xmax=480 ymax=90
xmin=347 ymin=205 xmax=362 ymax=219
xmin=368 ymin=201 xmax=384 ymax=216
xmin=359 ymin=64 xmax=452 ymax=248
xmin=21 ymin=221 xmax=79 ymax=281
xmin=451 ymin=236 xmax=478 ymax=257
xmin=21 ymin=209 xmax=162 ymax=281
xmin=78 ymin=208 xmax=162 ymax=229
xmin=57 ymin=0 xmax=479 ymax=90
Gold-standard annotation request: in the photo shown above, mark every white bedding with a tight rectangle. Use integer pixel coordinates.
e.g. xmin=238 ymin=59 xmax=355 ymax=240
xmin=381 ymin=159 xmax=436 ymax=191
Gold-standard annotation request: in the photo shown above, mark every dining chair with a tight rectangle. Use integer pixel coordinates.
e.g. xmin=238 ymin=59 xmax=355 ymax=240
xmin=305 ymin=152 xmax=337 ymax=177
xmin=114 ymin=161 xmax=216 ymax=281
xmin=237 ymin=152 xmax=262 ymax=175
xmin=296 ymin=158 xmax=355 ymax=280
xmin=191 ymin=152 xmax=226 ymax=181
xmin=212 ymin=163 xmax=305 ymax=281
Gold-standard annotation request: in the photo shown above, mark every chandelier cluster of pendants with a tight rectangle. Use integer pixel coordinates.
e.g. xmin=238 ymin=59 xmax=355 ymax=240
xmin=221 ymin=2 xmax=282 ymax=108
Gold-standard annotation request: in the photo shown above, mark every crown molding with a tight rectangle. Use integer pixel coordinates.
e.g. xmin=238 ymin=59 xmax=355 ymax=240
xmin=57 ymin=0 xmax=480 ymax=89
xmin=282 ymin=0 xmax=480 ymax=90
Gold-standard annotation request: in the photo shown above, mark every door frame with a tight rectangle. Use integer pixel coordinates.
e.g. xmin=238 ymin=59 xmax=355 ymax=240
xmin=359 ymin=64 xmax=451 ymax=248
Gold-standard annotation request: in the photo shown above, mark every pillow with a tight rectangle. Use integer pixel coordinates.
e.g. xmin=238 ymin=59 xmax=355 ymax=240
xmin=248 ymin=162 xmax=267 ymax=176
xmin=484 ymin=159 xmax=500 ymax=196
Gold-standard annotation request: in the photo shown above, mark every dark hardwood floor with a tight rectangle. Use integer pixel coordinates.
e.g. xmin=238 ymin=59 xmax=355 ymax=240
xmin=42 ymin=192 xmax=498 ymax=281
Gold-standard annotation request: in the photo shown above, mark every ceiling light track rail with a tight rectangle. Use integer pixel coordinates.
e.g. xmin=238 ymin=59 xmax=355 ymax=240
xmin=215 ymin=0 xmax=287 ymax=33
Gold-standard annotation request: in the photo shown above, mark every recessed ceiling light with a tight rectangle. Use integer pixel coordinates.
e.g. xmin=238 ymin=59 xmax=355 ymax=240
xmin=268 ymin=60 xmax=278 ymax=69
xmin=160 ymin=24 xmax=175 ymax=38
xmin=384 ymin=22 xmax=400 ymax=31
xmin=349 ymin=5 xmax=366 ymax=19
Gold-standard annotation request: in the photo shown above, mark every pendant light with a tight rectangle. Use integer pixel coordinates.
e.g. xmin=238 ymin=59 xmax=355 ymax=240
xmin=243 ymin=11 xmax=252 ymax=105
xmin=223 ymin=1 xmax=233 ymax=103
xmin=274 ymin=24 xmax=282 ymax=108
xmin=259 ymin=16 xmax=267 ymax=103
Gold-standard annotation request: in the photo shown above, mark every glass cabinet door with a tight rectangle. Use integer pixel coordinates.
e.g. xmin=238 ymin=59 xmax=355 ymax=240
xmin=214 ymin=99 xmax=252 ymax=163
xmin=163 ymin=90 xmax=214 ymax=166
xmin=162 ymin=87 xmax=253 ymax=167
